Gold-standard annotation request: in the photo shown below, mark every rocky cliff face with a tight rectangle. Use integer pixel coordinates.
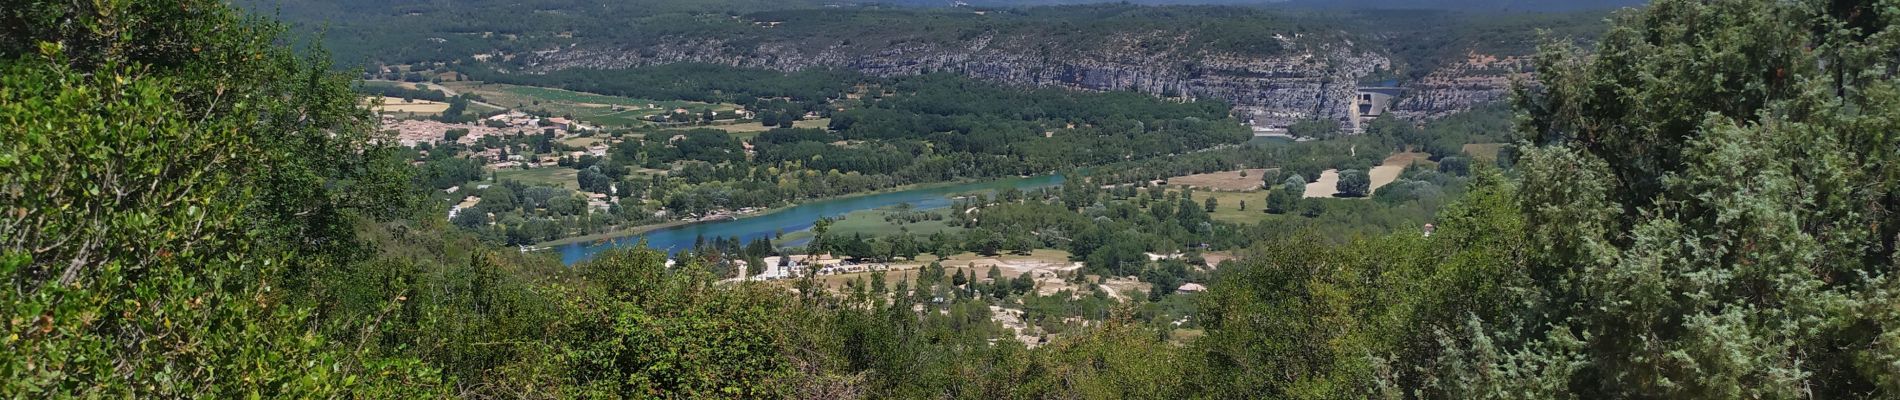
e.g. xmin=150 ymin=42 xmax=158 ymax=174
xmin=1391 ymin=52 xmax=1531 ymax=119
xmin=520 ymin=30 xmax=1531 ymax=129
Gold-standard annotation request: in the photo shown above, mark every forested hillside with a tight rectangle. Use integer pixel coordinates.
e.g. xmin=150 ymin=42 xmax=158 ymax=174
xmin=245 ymin=0 xmax=1611 ymax=127
xmin=6 ymin=0 xmax=1900 ymax=398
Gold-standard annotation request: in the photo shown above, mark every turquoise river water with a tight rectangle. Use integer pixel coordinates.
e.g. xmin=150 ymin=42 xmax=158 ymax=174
xmin=557 ymin=174 xmax=1065 ymax=264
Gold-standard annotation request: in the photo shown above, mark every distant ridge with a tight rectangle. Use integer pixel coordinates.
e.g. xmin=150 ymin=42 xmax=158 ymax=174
xmin=1272 ymin=0 xmax=1647 ymax=12
xmin=889 ymin=0 xmax=1646 ymax=12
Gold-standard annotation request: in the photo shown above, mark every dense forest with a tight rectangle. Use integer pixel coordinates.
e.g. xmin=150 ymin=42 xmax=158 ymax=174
xmin=8 ymin=0 xmax=1900 ymax=398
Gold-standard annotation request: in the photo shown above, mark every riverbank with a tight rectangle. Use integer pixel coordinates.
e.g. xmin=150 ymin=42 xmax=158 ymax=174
xmin=535 ymin=174 xmax=1060 ymax=248
xmin=535 ymin=220 xmax=694 ymax=247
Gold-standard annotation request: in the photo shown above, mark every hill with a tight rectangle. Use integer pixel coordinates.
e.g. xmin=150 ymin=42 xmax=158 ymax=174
xmin=246 ymin=1 xmax=1609 ymax=128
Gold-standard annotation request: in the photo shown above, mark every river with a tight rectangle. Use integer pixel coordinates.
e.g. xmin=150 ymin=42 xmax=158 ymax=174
xmin=557 ymin=174 xmax=1066 ymax=264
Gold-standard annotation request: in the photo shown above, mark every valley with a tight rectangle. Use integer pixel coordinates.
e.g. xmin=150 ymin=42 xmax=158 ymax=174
xmin=17 ymin=0 xmax=1893 ymax=398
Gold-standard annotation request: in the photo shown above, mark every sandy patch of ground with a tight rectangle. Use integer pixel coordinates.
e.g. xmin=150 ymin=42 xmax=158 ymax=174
xmin=989 ymin=306 xmax=1046 ymax=348
xmin=1166 ymin=169 xmax=1270 ymax=191
xmin=1200 ymin=251 xmax=1236 ymax=269
xmin=1097 ymin=276 xmax=1152 ymax=301
xmin=1369 ymin=152 xmax=1429 ymax=193
xmin=1305 ymin=169 xmax=1340 ymax=198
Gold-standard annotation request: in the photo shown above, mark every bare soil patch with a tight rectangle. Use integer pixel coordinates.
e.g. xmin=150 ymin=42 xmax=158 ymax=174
xmin=1305 ymin=169 xmax=1340 ymax=198
xmin=1166 ymin=169 xmax=1270 ymax=191
xmin=1369 ymin=152 xmax=1430 ymax=193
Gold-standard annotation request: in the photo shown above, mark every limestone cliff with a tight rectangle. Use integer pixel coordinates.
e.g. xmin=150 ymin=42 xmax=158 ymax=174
xmin=517 ymin=30 xmax=1522 ymax=128
xmin=1391 ymin=52 xmax=1532 ymax=119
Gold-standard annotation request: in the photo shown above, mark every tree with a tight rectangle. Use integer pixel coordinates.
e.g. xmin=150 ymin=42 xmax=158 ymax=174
xmin=1412 ymin=0 xmax=1900 ymax=396
xmin=1203 ymin=197 xmax=1218 ymax=213
xmin=1258 ymin=169 xmax=1282 ymax=188
xmin=890 ymin=234 xmax=921 ymax=261
xmin=577 ymin=167 xmax=613 ymax=194
xmin=1 ymin=0 xmax=439 ymax=395
xmin=1335 ymin=169 xmax=1370 ymax=198
xmin=963 ymin=228 xmax=1004 ymax=256
xmin=1265 ymin=175 xmax=1305 ymax=214
xmin=452 ymin=209 xmax=490 ymax=228
xmin=1437 ymin=156 xmax=1471 ymax=176
xmin=928 ymin=231 xmax=958 ymax=259
xmin=1012 ymin=272 xmax=1035 ymax=295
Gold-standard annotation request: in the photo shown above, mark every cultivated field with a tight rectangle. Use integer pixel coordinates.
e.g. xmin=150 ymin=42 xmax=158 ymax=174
xmin=1369 ymin=152 xmax=1431 ymax=193
xmin=561 ymin=136 xmax=608 ymax=148
xmin=493 ymin=167 xmax=579 ymax=190
xmin=1159 ymin=188 xmax=1267 ymax=224
xmin=1463 ymin=143 xmax=1505 ymax=161
xmin=364 ymin=96 xmax=450 ymax=114
xmin=667 ymin=118 xmax=831 ymax=137
xmin=1166 ymin=168 xmax=1271 ymax=191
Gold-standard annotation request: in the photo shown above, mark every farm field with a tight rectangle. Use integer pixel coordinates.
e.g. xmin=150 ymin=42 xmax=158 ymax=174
xmin=493 ymin=167 xmax=579 ymax=190
xmin=561 ymin=136 xmax=609 ymax=148
xmin=1199 ymin=190 xmax=1268 ymax=224
xmin=1157 ymin=188 xmax=1267 ymax=225
xmin=666 ymin=118 xmax=831 ymax=137
xmin=1462 ymin=143 xmax=1505 ymax=161
xmin=363 ymin=96 xmax=450 ymax=114
xmin=1165 ymin=168 xmax=1270 ymax=191
xmin=1369 ymin=152 xmax=1431 ymax=193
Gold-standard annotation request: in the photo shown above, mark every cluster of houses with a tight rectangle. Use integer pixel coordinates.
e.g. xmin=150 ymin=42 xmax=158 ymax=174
xmin=484 ymin=111 xmax=593 ymax=131
xmin=722 ymin=254 xmax=894 ymax=282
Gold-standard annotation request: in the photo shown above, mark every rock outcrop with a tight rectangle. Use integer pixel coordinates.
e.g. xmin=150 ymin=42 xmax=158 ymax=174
xmin=1391 ymin=52 xmax=1533 ymax=119
xmin=520 ymin=30 xmax=1522 ymax=128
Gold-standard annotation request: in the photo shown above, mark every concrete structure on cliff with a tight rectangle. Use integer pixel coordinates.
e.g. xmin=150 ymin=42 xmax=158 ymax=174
xmin=1351 ymin=86 xmax=1404 ymax=133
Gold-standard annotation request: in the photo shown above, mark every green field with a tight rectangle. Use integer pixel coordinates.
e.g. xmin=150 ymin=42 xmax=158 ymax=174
xmin=1462 ymin=143 xmax=1505 ymax=161
xmin=561 ymin=136 xmax=609 ymax=148
xmin=499 ymin=85 xmax=652 ymax=105
xmin=1155 ymin=189 xmax=1270 ymax=225
xmin=493 ymin=167 xmax=578 ymax=190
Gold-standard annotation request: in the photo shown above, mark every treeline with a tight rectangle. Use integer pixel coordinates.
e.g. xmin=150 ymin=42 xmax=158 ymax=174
xmin=355 ymin=81 xmax=450 ymax=102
